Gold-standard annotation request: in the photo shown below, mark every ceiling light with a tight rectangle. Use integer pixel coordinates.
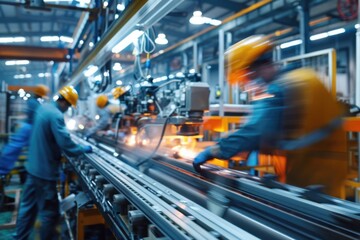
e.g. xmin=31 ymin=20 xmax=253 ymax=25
xmin=60 ymin=36 xmax=73 ymax=43
xmin=0 ymin=37 xmax=26 ymax=43
xmin=14 ymin=74 xmax=32 ymax=79
xmin=327 ymin=28 xmax=345 ymax=36
xmin=113 ymin=63 xmax=122 ymax=71
xmin=117 ymin=3 xmax=125 ymax=11
xmin=280 ymin=39 xmax=302 ymax=49
xmin=6 ymin=60 xmax=30 ymax=66
xmin=115 ymin=14 xmax=119 ymax=19
xmin=155 ymin=33 xmax=168 ymax=45
xmin=103 ymin=1 xmax=108 ymax=8
xmin=40 ymin=36 xmax=59 ymax=42
xmin=189 ymin=11 xmax=204 ymax=25
xmin=355 ymin=24 xmax=359 ymax=29
xmin=89 ymin=42 xmax=94 ymax=47
xmin=310 ymin=33 xmax=328 ymax=41
xmin=209 ymin=19 xmax=222 ymax=26
xmin=38 ymin=72 xmax=51 ymax=78
xmin=189 ymin=69 xmax=196 ymax=74
xmin=116 ymin=80 xmax=123 ymax=85
xmin=112 ymin=30 xmax=144 ymax=53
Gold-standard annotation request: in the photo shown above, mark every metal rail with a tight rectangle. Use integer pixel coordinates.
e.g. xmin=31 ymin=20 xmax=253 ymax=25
xmin=68 ymin=135 xmax=360 ymax=239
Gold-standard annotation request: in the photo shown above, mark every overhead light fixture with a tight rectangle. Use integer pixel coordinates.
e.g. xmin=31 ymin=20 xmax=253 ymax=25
xmin=209 ymin=19 xmax=222 ymax=26
xmin=103 ymin=1 xmax=108 ymax=8
xmin=60 ymin=36 xmax=73 ymax=43
xmin=309 ymin=28 xmax=346 ymax=41
xmin=113 ymin=63 xmax=122 ymax=71
xmin=355 ymin=24 xmax=359 ymax=29
xmin=116 ymin=80 xmax=123 ymax=85
xmin=38 ymin=72 xmax=51 ymax=78
xmin=189 ymin=11 xmax=204 ymax=25
xmin=0 ymin=37 xmax=26 ymax=43
xmin=14 ymin=74 xmax=32 ymax=79
xmin=327 ymin=28 xmax=345 ymax=36
xmin=6 ymin=60 xmax=30 ymax=66
xmin=310 ymin=32 xmax=328 ymax=41
xmin=40 ymin=36 xmax=60 ymax=42
xmin=112 ymin=30 xmax=144 ymax=53
xmin=117 ymin=3 xmax=125 ymax=11
xmin=280 ymin=39 xmax=302 ymax=49
xmin=155 ymin=33 xmax=168 ymax=45
xmin=189 ymin=10 xmax=222 ymax=26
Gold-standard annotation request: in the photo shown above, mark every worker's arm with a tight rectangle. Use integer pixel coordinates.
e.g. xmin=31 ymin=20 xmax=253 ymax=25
xmin=51 ymin=114 xmax=88 ymax=155
xmin=212 ymin=87 xmax=284 ymax=159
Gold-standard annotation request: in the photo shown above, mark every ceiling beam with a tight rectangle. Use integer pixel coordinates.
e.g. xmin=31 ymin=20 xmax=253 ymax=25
xmin=189 ymin=0 xmax=246 ymax=11
xmin=2 ymin=16 xmax=79 ymax=25
xmin=0 ymin=45 xmax=70 ymax=61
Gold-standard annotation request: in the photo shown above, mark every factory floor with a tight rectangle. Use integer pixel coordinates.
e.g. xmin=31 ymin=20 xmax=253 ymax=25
xmin=0 ymin=172 xmax=115 ymax=240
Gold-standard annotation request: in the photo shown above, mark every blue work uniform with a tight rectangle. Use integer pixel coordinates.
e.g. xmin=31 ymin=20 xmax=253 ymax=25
xmin=0 ymin=97 xmax=42 ymax=175
xmin=14 ymin=101 xmax=87 ymax=240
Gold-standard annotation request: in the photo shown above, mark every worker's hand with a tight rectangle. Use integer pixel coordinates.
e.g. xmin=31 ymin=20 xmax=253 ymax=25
xmin=193 ymin=147 xmax=213 ymax=173
xmin=83 ymin=145 xmax=93 ymax=153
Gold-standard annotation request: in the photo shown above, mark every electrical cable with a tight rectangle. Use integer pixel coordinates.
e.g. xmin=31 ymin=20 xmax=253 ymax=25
xmin=135 ymin=107 xmax=176 ymax=167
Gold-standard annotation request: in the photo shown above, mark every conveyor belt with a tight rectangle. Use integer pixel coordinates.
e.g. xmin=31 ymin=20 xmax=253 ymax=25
xmin=68 ymin=135 xmax=360 ymax=239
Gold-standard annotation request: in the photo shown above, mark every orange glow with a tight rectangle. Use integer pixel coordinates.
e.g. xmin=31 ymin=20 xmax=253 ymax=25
xmin=126 ymin=134 xmax=136 ymax=146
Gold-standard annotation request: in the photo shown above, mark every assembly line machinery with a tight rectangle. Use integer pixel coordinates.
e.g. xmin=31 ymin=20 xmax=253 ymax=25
xmin=64 ymin=133 xmax=360 ymax=240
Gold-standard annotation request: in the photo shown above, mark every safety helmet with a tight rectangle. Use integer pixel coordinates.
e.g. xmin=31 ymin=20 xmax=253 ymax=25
xmin=225 ymin=35 xmax=273 ymax=85
xmin=96 ymin=95 xmax=108 ymax=108
xmin=112 ymin=86 xmax=127 ymax=99
xmin=58 ymin=86 xmax=78 ymax=107
xmin=33 ymin=84 xmax=49 ymax=98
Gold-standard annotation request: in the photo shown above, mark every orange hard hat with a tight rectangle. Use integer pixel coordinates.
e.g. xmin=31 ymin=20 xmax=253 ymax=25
xmin=96 ymin=95 xmax=108 ymax=108
xmin=33 ymin=84 xmax=49 ymax=98
xmin=225 ymin=35 xmax=273 ymax=85
xmin=58 ymin=86 xmax=78 ymax=107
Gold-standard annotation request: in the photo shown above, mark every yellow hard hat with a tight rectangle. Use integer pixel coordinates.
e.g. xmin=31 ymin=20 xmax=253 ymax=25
xmin=112 ymin=87 xmax=126 ymax=99
xmin=96 ymin=95 xmax=108 ymax=108
xmin=33 ymin=84 xmax=49 ymax=98
xmin=225 ymin=35 xmax=273 ymax=85
xmin=58 ymin=86 xmax=78 ymax=107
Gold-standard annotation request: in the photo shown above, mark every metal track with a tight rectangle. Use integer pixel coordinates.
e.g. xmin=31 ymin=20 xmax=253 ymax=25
xmin=70 ymin=135 xmax=360 ymax=239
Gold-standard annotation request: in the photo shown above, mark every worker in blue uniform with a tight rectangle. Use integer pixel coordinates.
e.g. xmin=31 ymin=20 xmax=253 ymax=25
xmin=193 ymin=35 xmax=347 ymax=197
xmin=84 ymin=94 xmax=113 ymax=139
xmin=14 ymin=86 xmax=93 ymax=240
xmin=0 ymin=84 xmax=49 ymax=176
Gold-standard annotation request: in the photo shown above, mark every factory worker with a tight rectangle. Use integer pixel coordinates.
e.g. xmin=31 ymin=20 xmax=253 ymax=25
xmin=193 ymin=35 xmax=347 ymax=197
xmin=0 ymin=84 xmax=49 ymax=176
xmin=84 ymin=94 xmax=113 ymax=139
xmin=14 ymin=86 xmax=92 ymax=240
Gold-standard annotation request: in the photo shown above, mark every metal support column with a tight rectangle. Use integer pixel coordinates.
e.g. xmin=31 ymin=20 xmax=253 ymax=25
xmin=193 ymin=41 xmax=198 ymax=72
xmin=219 ymin=29 xmax=225 ymax=117
xmin=298 ymin=0 xmax=310 ymax=54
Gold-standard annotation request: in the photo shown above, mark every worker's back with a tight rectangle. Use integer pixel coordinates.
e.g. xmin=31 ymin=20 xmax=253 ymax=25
xmin=280 ymin=68 xmax=347 ymax=197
